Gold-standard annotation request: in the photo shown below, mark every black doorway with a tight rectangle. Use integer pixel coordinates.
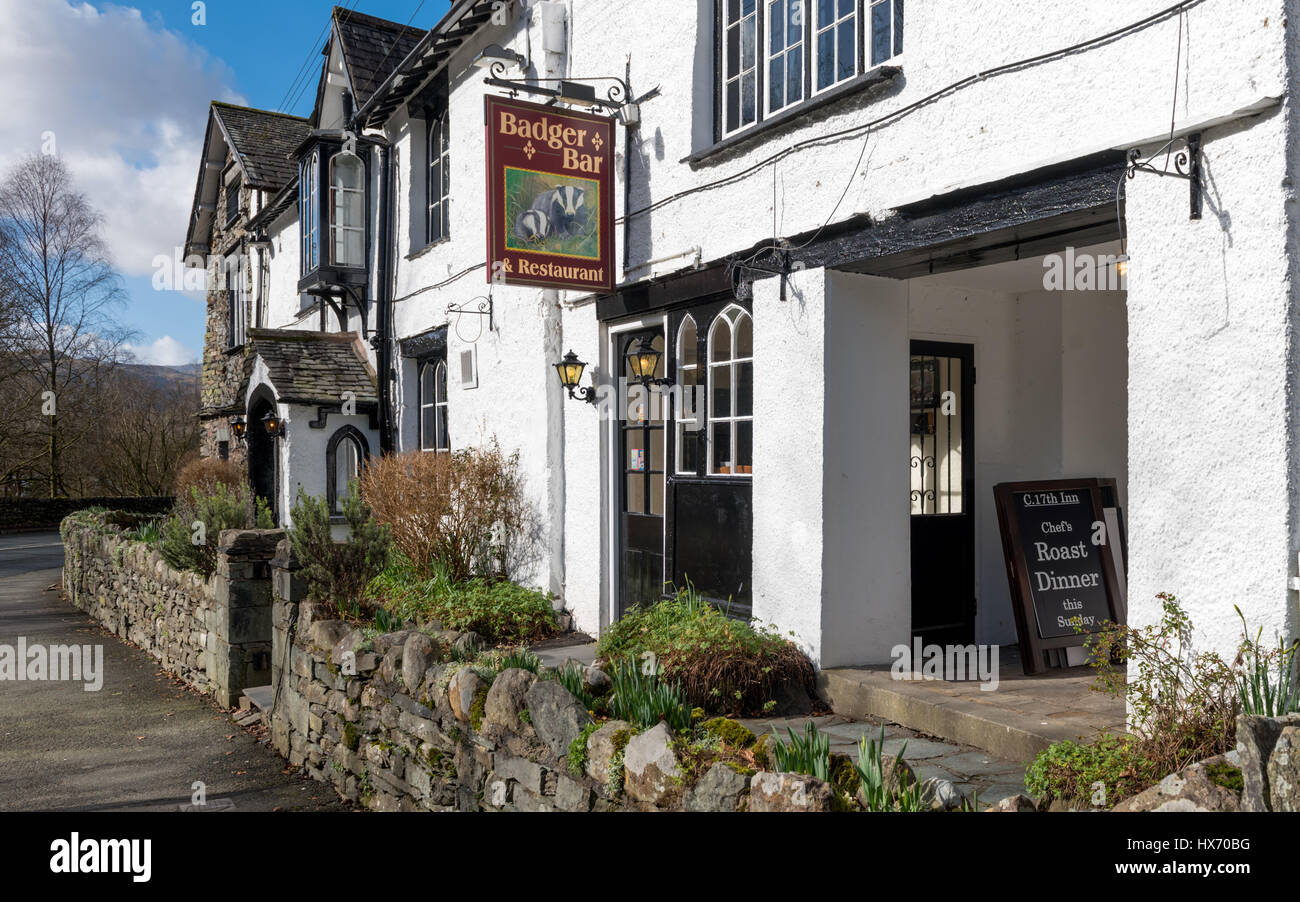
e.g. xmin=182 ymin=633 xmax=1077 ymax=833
xmin=247 ymin=393 xmax=279 ymax=526
xmin=909 ymin=340 xmax=975 ymax=646
xmin=617 ymin=328 xmax=666 ymax=617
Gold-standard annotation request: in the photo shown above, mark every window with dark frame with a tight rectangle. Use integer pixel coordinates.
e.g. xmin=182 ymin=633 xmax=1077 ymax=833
xmin=225 ymin=176 xmax=240 ymax=227
xmin=299 ymin=150 xmax=319 ymax=275
xmin=427 ymin=109 xmax=450 ymax=245
xmin=419 ymin=358 xmax=449 ymax=452
xmin=326 ymin=427 xmax=370 ymax=515
xmin=718 ymin=0 xmax=904 ymax=139
xmin=225 ymin=253 xmax=246 ymax=349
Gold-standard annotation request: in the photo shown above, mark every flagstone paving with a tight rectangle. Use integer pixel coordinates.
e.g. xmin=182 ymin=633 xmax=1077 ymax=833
xmin=738 ymin=713 xmax=1029 ymax=805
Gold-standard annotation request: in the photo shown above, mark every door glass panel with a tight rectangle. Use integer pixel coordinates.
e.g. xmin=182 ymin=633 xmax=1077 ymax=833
xmin=712 ymin=364 xmax=732 ymax=418
xmin=626 ymin=473 xmax=645 ymax=512
xmin=910 ymin=354 xmax=963 ymax=515
xmin=712 ymin=421 xmax=732 ymax=474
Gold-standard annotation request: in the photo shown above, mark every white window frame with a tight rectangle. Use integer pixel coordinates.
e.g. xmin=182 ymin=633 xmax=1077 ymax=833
xmin=812 ymin=0 xmax=859 ymax=96
xmin=333 ymin=435 xmax=363 ymax=513
xmin=721 ymin=0 xmax=761 ymax=138
xmin=867 ymin=0 xmax=904 ymax=68
xmin=674 ymin=315 xmax=700 ymax=474
xmin=763 ymin=0 xmax=806 ymax=116
xmin=419 ymin=359 xmax=449 ymax=453
xmin=706 ymin=305 xmax=754 ymax=477
xmin=329 ymin=152 xmax=365 ymax=269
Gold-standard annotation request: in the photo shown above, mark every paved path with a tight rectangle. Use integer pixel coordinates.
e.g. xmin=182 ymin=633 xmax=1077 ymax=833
xmin=740 ymin=713 xmax=1029 ymax=806
xmin=0 ymin=532 xmax=344 ymax=812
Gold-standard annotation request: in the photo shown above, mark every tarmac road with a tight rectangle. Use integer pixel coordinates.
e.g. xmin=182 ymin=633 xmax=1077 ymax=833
xmin=0 ymin=530 xmax=345 ymax=812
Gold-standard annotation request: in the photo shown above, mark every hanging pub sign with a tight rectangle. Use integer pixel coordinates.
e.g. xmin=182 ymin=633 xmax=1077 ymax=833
xmin=993 ymin=478 xmax=1128 ymax=675
xmin=485 ymin=95 xmax=614 ymax=293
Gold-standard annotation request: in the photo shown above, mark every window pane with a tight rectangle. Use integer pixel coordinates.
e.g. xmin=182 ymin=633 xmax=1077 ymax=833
xmin=817 ymin=28 xmax=834 ymax=89
xmin=894 ymin=0 xmax=904 ymax=55
xmin=435 ymin=362 xmax=447 ymax=403
xmin=736 ymin=361 xmax=753 ymax=416
xmin=627 ymin=432 xmax=647 ymax=471
xmin=650 ymin=474 xmax=664 ymax=516
xmin=728 ymin=0 xmax=740 ymax=23
xmin=421 ymin=406 xmax=436 ymax=451
xmin=741 ymin=15 xmax=756 ymax=70
xmin=838 ymin=0 xmax=854 ymax=15
xmin=726 ymin=80 xmax=739 ymax=133
xmin=788 ymin=45 xmax=803 ymax=102
xmin=711 ymin=421 xmax=732 ymax=474
xmin=837 ymin=20 xmax=855 ymax=81
xmin=710 ymin=317 xmax=732 ymax=362
xmin=421 ymin=362 xmax=434 ymax=400
xmin=872 ymin=0 xmax=890 ymax=65
xmin=741 ymin=70 xmax=756 ymax=124
xmin=678 ymin=427 xmax=699 ymax=473
xmin=736 ymin=421 xmax=753 ymax=472
xmin=345 ymin=229 xmax=363 ymax=268
xmin=626 ymin=473 xmax=645 ymax=512
xmin=735 ymin=313 xmax=753 ymax=357
xmin=727 ymin=25 xmax=740 ymax=78
xmin=818 ymin=0 xmax=833 ymax=22
xmin=678 ymin=318 xmax=697 ymax=368
xmin=769 ymin=57 xmax=784 ymax=110
xmin=437 ymin=406 xmax=449 ymax=451
xmin=650 ymin=427 xmax=664 ymax=471
xmin=769 ymin=0 xmax=784 ymax=52
xmin=743 ymin=0 xmax=756 ymax=15
xmin=712 ymin=364 xmax=732 ymax=418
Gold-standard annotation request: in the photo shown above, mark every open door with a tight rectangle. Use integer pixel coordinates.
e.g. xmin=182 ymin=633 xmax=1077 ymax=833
xmin=617 ymin=329 xmax=666 ymax=616
xmin=909 ymin=340 xmax=975 ymax=646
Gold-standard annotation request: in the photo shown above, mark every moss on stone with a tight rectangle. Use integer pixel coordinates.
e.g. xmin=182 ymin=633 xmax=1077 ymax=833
xmin=1205 ymin=761 xmax=1244 ymax=793
xmin=342 ymin=721 xmax=360 ymax=751
xmin=701 ymin=717 xmax=756 ymax=749
xmin=468 ymin=684 xmax=489 ymax=732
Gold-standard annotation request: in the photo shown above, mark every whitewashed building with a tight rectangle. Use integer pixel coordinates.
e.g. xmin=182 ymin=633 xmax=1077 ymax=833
xmin=186 ymin=0 xmax=1299 ymax=670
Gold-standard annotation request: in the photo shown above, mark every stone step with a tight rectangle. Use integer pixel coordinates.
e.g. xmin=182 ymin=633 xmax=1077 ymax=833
xmin=817 ymin=663 xmax=1126 ymax=763
xmin=242 ymin=684 xmax=274 ymax=712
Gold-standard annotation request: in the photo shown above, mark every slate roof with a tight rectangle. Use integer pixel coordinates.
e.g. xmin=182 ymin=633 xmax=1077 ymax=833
xmin=246 ymin=329 xmax=378 ymax=405
xmin=334 ymin=7 xmax=425 ymax=108
xmin=211 ymin=103 xmax=311 ymax=191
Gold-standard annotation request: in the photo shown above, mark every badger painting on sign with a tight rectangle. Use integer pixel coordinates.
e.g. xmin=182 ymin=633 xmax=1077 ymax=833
xmin=485 ymin=95 xmax=614 ymax=292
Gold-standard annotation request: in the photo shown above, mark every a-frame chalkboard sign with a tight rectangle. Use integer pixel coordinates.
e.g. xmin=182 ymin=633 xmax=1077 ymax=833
xmin=993 ymin=478 xmax=1127 ymax=675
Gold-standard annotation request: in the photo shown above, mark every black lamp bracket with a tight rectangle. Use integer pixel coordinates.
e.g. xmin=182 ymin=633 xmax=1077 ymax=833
xmin=1126 ymin=132 xmax=1202 ymax=220
xmin=567 ymin=384 xmax=599 ymax=405
xmin=483 ymin=72 xmax=641 ymax=117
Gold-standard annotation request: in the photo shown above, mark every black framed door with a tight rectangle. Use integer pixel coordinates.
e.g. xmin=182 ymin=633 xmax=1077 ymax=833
xmin=248 ymin=394 xmax=279 ymax=526
xmin=618 ymin=329 xmax=666 ymax=616
xmin=909 ymin=340 xmax=975 ymax=646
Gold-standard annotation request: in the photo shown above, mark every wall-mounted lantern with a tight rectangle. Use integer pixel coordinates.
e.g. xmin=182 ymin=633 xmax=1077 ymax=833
xmin=229 ymin=416 xmax=247 ymax=441
xmin=471 ymin=43 xmax=526 ymax=74
xmin=627 ymin=336 xmax=674 ymax=388
xmin=261 ymin=410 xmax=286 ymax=438
xmin=554 ymin=350 xmax=597 ymax=404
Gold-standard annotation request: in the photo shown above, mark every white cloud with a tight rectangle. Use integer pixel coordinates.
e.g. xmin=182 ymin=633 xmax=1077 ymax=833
xmin=124 ymin=335 xmax=199 ymax=366
xmin=0 ymin=1 xmax=244 ymax=278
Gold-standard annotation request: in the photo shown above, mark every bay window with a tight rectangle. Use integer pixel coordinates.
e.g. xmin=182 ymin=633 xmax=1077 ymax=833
xmin=299 ymin=149 xmax=319 ymax=275
xmin=329 ymin=152 xmax=364 ymax=268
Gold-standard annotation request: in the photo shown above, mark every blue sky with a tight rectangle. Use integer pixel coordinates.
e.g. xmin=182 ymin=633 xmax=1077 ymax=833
xmin=0 ymin=1 xmax=449 ymax=365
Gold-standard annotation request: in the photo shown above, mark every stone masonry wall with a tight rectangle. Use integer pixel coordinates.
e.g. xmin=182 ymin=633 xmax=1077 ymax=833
xmin=268 ymin=540 xmax=827 ymax=813
xmin=61 ymin=513 xmax=283 ymax=707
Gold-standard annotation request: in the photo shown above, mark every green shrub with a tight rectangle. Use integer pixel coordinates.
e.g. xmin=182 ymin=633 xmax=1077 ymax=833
xmin=595 ymin=581 xmax=814 ymax=715
xmin=1025 ymin=734 xmax=1158 ymax=808
xmin=367 ymin=556 xmax=556 ymax=645
xmin=607 ymin=656 xmax=692 ymax=732
xmin=124 ymin=520 xmax=163 ymax=546
xmin=160 ymin=482 xmax=272 ymax=576
xmin=1086 ymin=592 xmax=1237 ymax=776
xmin=769 ymin=720 xmax=829 ymax=782
xmin=289 ymin=482 xmax=391 ymax=619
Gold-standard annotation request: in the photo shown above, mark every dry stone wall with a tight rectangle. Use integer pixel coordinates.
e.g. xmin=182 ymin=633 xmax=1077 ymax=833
xmin=61 ymin=513 xmax=282 ymax=707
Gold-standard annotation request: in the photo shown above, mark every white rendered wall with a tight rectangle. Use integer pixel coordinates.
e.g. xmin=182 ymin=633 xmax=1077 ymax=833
xmin=1126 ymin=108 xmax=1297 ymax=658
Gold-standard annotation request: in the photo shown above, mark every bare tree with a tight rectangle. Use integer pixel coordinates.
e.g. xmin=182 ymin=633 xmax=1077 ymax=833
xmin=0 ymin=154 xmax=132 ymax=496
xmin=91 ymin=370 xmax=199 ymax=496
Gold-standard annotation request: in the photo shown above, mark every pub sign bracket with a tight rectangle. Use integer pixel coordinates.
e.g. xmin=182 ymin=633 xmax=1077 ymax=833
xmin=1125 ymin=132 xmax=1202 ymax=220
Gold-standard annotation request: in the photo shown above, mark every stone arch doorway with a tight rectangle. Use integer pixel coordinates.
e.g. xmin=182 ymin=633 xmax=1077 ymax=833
xmin=247 ymin=388 xmax=279 ymax=525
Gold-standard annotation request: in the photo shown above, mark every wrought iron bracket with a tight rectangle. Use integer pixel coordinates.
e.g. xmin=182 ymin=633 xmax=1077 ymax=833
xmin=483 ymin=73 xmax=648 ymax=122
xmin=446 ymin=295 xmax=494 ymax=333
xmin=566 ymin=384 xmax=599 ymax=405
xmin=1126 ymin=132 xmax=1202 ymax=220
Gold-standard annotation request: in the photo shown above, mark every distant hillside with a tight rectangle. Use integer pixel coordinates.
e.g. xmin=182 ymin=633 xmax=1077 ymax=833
xmin=120 ymin=362 xmax=200 ymax=393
